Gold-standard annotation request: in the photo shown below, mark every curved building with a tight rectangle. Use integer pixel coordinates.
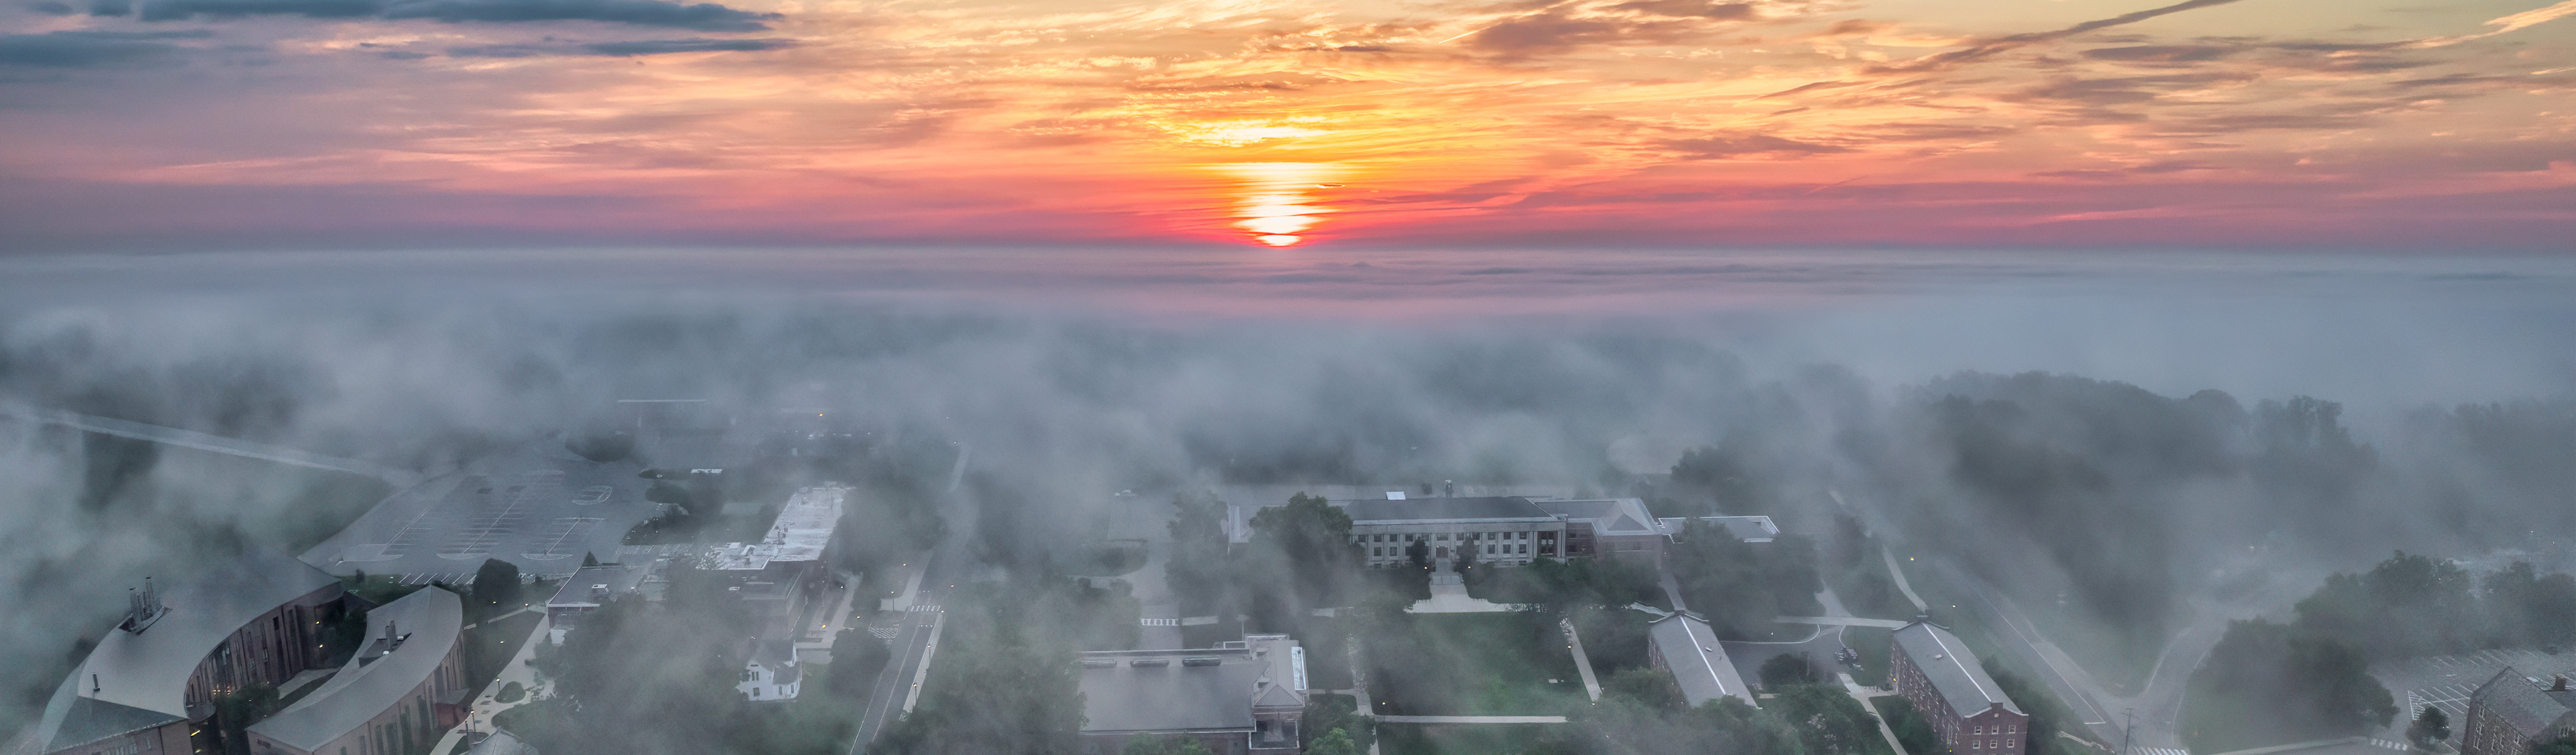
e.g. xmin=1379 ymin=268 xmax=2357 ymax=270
xmin=245 ymin=587 xmax=466 ymax=755
xmin=16 ymin=549 xmax=344 ymax=755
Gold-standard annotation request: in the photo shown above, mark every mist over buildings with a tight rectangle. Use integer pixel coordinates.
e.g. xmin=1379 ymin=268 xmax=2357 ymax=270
xmin=1 ymin=252 xmax=2573 ymax=747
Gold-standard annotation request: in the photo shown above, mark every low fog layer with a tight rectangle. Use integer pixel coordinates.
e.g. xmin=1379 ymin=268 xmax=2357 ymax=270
xmin=1 ymin=266 xmax=2572 ymax=744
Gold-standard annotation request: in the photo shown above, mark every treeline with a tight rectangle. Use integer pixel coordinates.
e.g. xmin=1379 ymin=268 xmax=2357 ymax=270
xmin=501 ymin=564 xmax=857 ymax=755
xmin=2183 ymin=552 xmax=2576 ymax=752
xmin=1667 ymin=520 xmax=1823 ymax=640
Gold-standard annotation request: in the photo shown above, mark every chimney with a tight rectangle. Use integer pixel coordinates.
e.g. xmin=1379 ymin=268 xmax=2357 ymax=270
xmin=2553 ymin=676 xmax=2567 ymax=692
xmin=1991 ymin=702 xmax=2006 ymax=712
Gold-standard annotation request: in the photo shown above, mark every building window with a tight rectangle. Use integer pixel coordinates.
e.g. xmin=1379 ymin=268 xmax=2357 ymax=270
xmin=1975 ymin=726 xmax=1983 ymax=735
xmin=1519 ymin=544 xmax=1528 ymax=554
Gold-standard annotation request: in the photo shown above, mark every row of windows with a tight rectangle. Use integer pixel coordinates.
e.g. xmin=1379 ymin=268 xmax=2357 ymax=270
xmin=1968 ymin=738 xmax=2017 ymax=750
xmin=1356 ymin=531 xmax=1541 ymax=543
xmin=1367 ymin=543 xmax=1535 ymax=557
xmin=1973 ymin=724 xmax=2018 ymax=735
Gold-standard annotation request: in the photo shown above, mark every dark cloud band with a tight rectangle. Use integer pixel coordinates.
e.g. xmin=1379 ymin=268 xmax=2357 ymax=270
xmin=129 ymin=0 xmax=780 ymax=30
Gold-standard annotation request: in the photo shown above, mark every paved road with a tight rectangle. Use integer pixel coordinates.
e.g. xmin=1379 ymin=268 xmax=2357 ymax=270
xmin=0 ymin=401 xmax=423 ymax=484
xmin=852 ymin=554 xmax=947 ymax=755
xmin=1377 ymin=715 xmax=1568 ymax=724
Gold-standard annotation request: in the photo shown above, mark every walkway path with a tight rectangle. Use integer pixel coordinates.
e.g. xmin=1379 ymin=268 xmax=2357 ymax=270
xmin=1376 ymin=715 xmax=1568 ymax=724
xmin=1560 ymin=618 xmax=1603 ymax=702
xmin=1879 ymin=545 xmax=1928 ymax=613
xmin=1779 ymin=616 xmax=1909 ymax=629
xmin=1409 ymin=571 xmax=1518 ymax=613
xmin=428 ymin=613 xmax=555 ymax=755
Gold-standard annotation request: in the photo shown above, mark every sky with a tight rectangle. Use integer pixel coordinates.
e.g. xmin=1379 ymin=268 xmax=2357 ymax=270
xmin=3 ymin=0 xmax=2573 ymax=252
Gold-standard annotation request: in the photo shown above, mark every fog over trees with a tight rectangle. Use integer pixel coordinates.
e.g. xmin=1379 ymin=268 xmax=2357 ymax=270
xmin=1 ymin=298 xmax=2572 ymax=752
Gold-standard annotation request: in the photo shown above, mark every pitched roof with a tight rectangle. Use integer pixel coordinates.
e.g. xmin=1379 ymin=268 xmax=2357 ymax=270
xmin=1533 ymin=499 xmax=1663 ymax=535
xmin=54 ymin=549 xmax=341 ymax=725
xmin=1657 ymin=516 xmax=1780 ymax=542
xmin=1648 ymin=613 xmax=1756 ymax=708
xmin=247 ymin=587 xmax=464 ymax=752
xmin=38 ymin=696 xmax=182 ymax=752
xmin=2472 ymin=668 xmax=2576 ymax=738
xmin=1892 ymin=621 xmax=2022 ymax=716
xmin=1340 ymin=497 xmax=1553 ymax=524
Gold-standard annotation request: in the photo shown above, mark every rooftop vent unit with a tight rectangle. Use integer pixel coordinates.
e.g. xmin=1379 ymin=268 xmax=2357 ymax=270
xmin=1130 ymin=658 xmax=1170 ymax=668
xmin=118 ymin=577 xmax=166 ymax=634
xmin=1182 ymin=657 xmax=1221 ymax=667
xmin=1082 ymin=659 xmax=1118 ymax=668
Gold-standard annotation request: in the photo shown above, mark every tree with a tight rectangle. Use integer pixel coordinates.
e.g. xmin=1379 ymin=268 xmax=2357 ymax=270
xmin=1406 ymin=537 xmax=1430 ymax=569
xmin=1772 ymin=684 xmax=1885 ymax=755
xmin=825 ymin=628 xmax=894 ymax=697
xmin=1455 ymin=535 xmax=1479 ymax=573
xmin=2407 ymin=705 xmax=2450 ymax=749
xmin=2535 ymin=733 xmax=2576 ymax=755
xmin=2184 ymin=619 xmax=2397 ymax=752
xmin=1760 ymin=652 xmax=1813 ymax=689
xmin=472 ymin=559 xmax=523 ymax=620
xmin=1166 ymin=489 xmax=1230 ymax=616
xmin=1248 ymin=493 xmax=1359 ymax=608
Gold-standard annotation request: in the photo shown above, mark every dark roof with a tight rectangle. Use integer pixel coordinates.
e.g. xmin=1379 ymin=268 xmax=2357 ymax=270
xmin=42 ymin=696 xmax=182 ymax=751
xmin=1340 ymin=497 xmax=1552 ymax=523
xmin=2472 ymin=668 xmax=2576 ymax=738
xmin=1892 ymin=621 xmax=2023 ymax=716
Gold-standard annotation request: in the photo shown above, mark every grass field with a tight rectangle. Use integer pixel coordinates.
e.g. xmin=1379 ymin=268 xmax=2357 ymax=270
xmin=1846 ymin=626 xmax=1894 ymax=686
xmin=1377 ymin=723 xmax=1557 ymax=755
xmin=1367 ymin=612 xmax=1588 ymax=717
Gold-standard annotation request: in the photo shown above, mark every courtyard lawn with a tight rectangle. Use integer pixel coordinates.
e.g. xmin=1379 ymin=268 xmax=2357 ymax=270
xmin=1365 ymin=612 xmax=1589 ymax=717
xmin=1377 ymin=723 xmax=1557 ymax=755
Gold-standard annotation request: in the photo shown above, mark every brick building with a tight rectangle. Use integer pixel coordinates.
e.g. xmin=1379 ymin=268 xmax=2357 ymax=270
xmin=2461 ymin=668 xmax=2576 ymax=755
xmin=1890 ymin=620 xmax=2029 ymax=755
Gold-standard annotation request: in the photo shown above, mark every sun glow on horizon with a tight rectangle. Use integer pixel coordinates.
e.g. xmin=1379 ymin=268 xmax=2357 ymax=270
xmin=1214 ymin=162 xmax=1346 ymax=247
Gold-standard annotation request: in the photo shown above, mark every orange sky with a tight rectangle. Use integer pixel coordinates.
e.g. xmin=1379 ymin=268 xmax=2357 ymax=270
xmin=1 ymin=0 xmax=2572 ymax=250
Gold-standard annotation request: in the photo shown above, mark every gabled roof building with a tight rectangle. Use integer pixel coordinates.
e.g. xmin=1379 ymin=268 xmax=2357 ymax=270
xmin=2462 ymin=668 xmax=2576 ymax=755
xmin=1646 ymin=613 xmax=1757 ymax=708
xmin=1890 ymin=620 xmax=2028 ymax=755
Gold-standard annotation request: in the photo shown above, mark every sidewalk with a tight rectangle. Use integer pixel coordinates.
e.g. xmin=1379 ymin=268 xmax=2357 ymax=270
xmin=428 ymin=615 xmax=556 ymax=755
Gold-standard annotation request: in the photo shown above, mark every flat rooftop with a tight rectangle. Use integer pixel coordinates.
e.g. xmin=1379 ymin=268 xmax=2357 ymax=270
xmin=711 ymin=487 xmax=845 ymax=571
xmin=1078 ymin=636 xmax=1305 ymax=735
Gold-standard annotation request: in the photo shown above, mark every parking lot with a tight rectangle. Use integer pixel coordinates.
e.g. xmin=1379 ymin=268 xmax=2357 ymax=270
xmin=303 ymin=442 xmax=660 ymax=580
xmin=2371 ymin=647 xmax=2576 ymax=738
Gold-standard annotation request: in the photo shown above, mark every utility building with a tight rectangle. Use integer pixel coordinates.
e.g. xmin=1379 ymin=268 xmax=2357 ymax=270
xmin=1646 ymin=613 xmax=1757 ymax=708
xmin=1890 ymin=620 xmax=2028 ymax=755
xmin=1076 ymin=635 xmax=1307 ymax=754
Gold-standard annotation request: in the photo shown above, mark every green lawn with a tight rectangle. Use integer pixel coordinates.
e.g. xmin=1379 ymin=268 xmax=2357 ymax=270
xmin=464 ymin=612 xmax=544 ymax=693
xmin=1365 ymin=612 xmax=1588 ymax=717
xmin=1845 ymin=626 xmax=1894 ymax=686
xmin=1377 ymin=723 xmax=1556 ymax=755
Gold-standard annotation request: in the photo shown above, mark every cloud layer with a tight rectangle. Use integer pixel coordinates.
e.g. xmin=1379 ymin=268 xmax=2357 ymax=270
xmin=0 ymin=0 xmax=2572 ymax=249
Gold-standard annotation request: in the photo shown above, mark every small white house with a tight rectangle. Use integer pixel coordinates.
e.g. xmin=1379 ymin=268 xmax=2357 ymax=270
xmin=737 ymin=639 xmax=801 ymax=701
